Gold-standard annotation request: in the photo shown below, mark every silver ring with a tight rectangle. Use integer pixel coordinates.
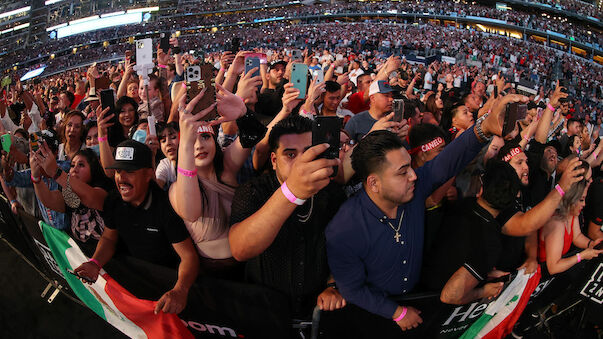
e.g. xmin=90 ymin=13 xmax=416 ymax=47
xmin=180 ymin=108 xmax=190 ymax=115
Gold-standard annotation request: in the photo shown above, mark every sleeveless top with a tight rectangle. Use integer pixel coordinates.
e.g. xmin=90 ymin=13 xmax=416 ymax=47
xmin=538 ymin=216 xmax=574 ymax=263
xmin=180 ymin=178 xmax=235 ymax=259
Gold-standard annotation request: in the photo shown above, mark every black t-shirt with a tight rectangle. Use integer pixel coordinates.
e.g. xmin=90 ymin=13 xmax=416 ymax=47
xmin=526 ymin=140 xmax=553 ymax=206
xmin=421 ymin=198 xmax=502 ymax=291
xmin=585 ymin=177 xmax=603 ymax=227
xmin=229 ymin=171 xmax=346 ymax=317
xmin=495 ymin=189 xmax=532 ymax=272
xmin=256 ymin=82 xmax=286 ymax=117
xmin=102 ymin=182 xmax=190 ymax=268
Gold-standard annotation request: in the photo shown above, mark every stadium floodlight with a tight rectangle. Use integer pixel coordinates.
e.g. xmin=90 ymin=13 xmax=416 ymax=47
xmin=57 ymin=12 xmax=142 ymax=39
xmin=69 ymin=15 xmax=100 ymax=25
xmin=46 ymin=23 xmax=67 ymax=31
xmin=20 ymin=66 xmax=46 ymax=82
xmin=127 ymin=7 xmax=160 ymax=13
xmin=0 ymin=6 xmax=30 ymax=19
xmin=101 ymin=11 xmax=125 ymax=18
xmin=45 ymin=0 xmax=66 ymax=5
xmin=13 ymin=23 xmax=30 ymax=31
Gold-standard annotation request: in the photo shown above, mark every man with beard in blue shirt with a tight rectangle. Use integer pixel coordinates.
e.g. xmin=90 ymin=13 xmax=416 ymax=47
xmin=325 ymin=94 xmax=529 ymax=337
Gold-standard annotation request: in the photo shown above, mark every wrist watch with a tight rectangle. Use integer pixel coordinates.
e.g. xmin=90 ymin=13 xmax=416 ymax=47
xmin=52 ymin=167 xmax=63 ymax=181
xmin=475 ymin=113 xmax=492 ymax=143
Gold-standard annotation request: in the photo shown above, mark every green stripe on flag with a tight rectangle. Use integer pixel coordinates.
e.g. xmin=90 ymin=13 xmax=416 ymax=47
xmin=41 ymin=221 xmax=106 ymax=320
xmin=459 ymin=314 xmax=493 ymax=339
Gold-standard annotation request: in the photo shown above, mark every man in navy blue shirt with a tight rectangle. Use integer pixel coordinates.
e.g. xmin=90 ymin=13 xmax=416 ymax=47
xmin=325 ymin=94 xmax=528 ymax=333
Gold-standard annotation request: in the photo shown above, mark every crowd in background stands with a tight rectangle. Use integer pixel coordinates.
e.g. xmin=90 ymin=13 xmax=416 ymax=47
xmin=520 ymin=0 xmax=600 ymax=18
xmin=0 ymin=6 xmax=602 ymax=335
xmin=2 ymin=0 xmax=602 ymax=66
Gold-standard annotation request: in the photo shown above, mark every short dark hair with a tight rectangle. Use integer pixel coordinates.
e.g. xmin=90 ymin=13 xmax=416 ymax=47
xmin=268 ymin=115 xmax=313 ymax=152
xmin=567 ymin=118 xmax=582 ymax=128
xmin=156 ymin=121 xmax=179 ymax=140
xmin=351 ymin=130 xmax=404 ymax=181
xmin=324 ymin=81 xmax=341 ymax=93
xmin=482 ymin=159 xmax=521 ymax=210
xmin=408 ymin=124 xmax=446 ymax=150
xmin=61 ymin=90 xmax=75 ymax=106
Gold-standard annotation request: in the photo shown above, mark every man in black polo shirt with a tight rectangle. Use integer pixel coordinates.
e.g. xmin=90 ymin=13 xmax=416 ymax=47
xmin=228 ymin=115 xmax=346 ymax=317
xmin=74 ymin=140 xmax=199 ymax=315
xmin=421 ymin=160 xmax=520 ymax=304
xmin=256 ymin=60 xmax=287 ymax=117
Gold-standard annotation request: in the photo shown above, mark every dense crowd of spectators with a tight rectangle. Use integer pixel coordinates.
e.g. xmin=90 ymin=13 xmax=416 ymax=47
xmin=1 ymin=0 xmax=602 ymax=69
xmin=0 ymin=2 xmax=601 ymax=338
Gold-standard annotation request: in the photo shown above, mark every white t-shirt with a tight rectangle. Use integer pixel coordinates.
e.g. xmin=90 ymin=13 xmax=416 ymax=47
xmin=424 ymin=72 xmax=433 ymax=90
xmin=156 ymin=158 xmax=177 ymax=190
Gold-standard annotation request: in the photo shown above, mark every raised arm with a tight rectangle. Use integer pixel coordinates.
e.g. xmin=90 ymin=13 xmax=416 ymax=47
xmin=96 ymin=106 xmax=116 ymax=178
xmin=229 ymin=144 xmax=337 ymax=261
xmin=535 ymin=84 xmax=566 ymax=144
xmin=502 ymin=157 xmax=584 ymax=236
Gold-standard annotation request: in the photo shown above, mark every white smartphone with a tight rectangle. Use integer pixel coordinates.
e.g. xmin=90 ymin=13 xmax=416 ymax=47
xmin=135 ymin=38 xmax=153 ymax=67
xmin=312 ymin=69 xmax=324 ymax=84
xmin=147 ymin=115 xmax=156 ymax=136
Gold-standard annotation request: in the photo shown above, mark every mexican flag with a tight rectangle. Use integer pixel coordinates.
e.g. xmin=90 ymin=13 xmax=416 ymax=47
xmin=41 ymin=221 xmax=194 ymax=339
xmin=459 ymin=267 xmax=541 ymax=339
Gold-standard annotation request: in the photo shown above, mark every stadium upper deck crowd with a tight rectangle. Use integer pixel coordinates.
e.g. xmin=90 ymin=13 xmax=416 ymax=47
xmin=0 ymin=2 xmax=601 ymax=338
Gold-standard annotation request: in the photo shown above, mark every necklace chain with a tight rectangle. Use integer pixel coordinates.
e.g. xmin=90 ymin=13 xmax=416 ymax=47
xmin=382 ymin=210 xmax=405 ymax=243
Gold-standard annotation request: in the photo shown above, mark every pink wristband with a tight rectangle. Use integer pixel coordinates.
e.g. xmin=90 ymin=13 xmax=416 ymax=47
xmin=576 ymin=253 xmax=582 ymax=263
xmin=394 ymin=307 xmax=408 ymax=322
xmin=547 ymin=103 xmax=556 ymax=112
xmin=555 ymin=184 xmax=565 ymax=197
xmin=89 ymin=258 xmax=102 ymax=268
xmin=281 ymin=181 xmax=306 ymax=206
xmin=157 ymin=64 xmax=167 ymax=69
xmin=177 ymin=167 xmax=197 ymax=177
xmin=97 ymin=136 xmax=108 ymax=143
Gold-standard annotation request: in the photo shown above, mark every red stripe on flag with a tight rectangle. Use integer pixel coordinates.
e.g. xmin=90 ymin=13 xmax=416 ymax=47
xmin=102 ymin=274 xmax=194 ymax=339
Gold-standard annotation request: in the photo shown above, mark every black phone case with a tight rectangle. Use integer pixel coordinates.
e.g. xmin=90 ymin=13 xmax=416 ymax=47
xmin=312 ymin=117 xmax=342 ymax=177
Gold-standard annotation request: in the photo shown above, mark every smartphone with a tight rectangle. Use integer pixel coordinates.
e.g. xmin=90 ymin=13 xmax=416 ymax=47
xmin=312 ymin=68 xmax=324 ymax=84
xmin=487 ymin=274 xmax=511 ymax=284
xmin=125 ymin=50 xmax=134 ymax=64
xmin=29 ymin=132 xmax=41 ymax=152
xmin=245 ymin=57 xmax=261 ymax=79
xmin=135 ymin=38 xmax=153 ymax=69
xmin=159 ymin=32 xmax=171 ymax=53
xmin=493 ymin=85 xmax=498 ymax=99
xmin=558 ymin=79 xmax=568 ymax=93
xmin=147 ymin=115 xmax=156 ymax=136
xmin=291 ymin=63 xmax=309 ymax=99
xmin=66 ymin=268 xmax=95 ymax=283
xmin=312 ymin=116 xmax=342 ymax=177
xmin=230 ymin=37 xmax=240 ymax=54
xmin=292 ymin=49 xmax=303 ymax=60
xmin=186 ymin=64 xmax=217 ymax=121
xmin=100 ymin=89 xmax=115 ymax=113
xmin=1 ymin=134 xmax=11 ymax=153
xmin=502 ymin=102 xmax=527 ymax=136
xmin=392 ymin=99 xmax=405 ymax=122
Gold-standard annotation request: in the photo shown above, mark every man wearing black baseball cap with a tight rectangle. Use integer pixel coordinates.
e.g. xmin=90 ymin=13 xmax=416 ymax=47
xmin=74 ymin=140 xmax=199 ymax=315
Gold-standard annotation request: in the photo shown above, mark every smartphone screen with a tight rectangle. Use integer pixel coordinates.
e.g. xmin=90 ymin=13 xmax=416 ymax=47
xmin=30 ymin=132 xmax=41 ymax=152
xmin=291 ymin=64 xmax=309 ymax=99
xmin=1 ymin=134 xmax=11 ymax=153
xmin=392 ymin=99 xmax=404 ymax=122
xmin=503 ymin=103 xmax=527 ymax=136
xmin=66 ymin=268 xmax=95 ymax=283
xmin=312 ymin=116 xmax=342 ymax=177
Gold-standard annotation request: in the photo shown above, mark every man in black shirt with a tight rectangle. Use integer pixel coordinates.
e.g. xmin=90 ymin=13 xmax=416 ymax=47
xmin=229 ymin=115 xmax=346 ymax=317
xmin=421 ymin=160 xmax=520 ymax=304
xmin=74 ymin=140 xmax=199 ymax=315
xmin=256 ymin=60 xmax=287 ymax=117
